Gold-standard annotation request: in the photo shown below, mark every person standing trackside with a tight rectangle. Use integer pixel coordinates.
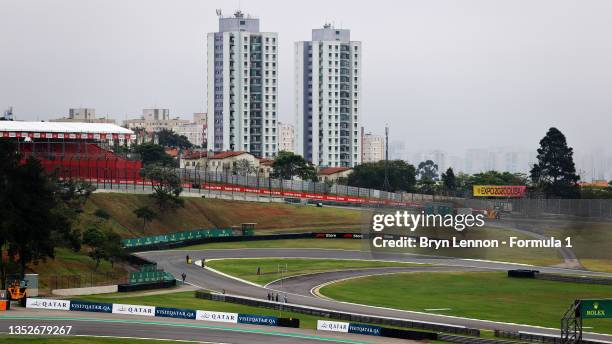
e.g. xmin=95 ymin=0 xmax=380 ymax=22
xmin=186 ymin=255 xmax=190 ymax=264
xmin=181 ymin=272 xmax=187 ymax=284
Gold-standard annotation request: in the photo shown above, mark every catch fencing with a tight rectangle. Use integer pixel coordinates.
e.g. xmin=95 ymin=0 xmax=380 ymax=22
xmin=39 ymin=272 xmax=127 ymax=294
xmin=458 ymin=198 xmax=612 ymax=219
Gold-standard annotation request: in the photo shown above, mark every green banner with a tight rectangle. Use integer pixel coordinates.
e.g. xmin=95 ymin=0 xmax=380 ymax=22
xmin=580 ymin=300 xmax=612 ymax=318
xmin=122 ymin=227 xmax=246 ymax=248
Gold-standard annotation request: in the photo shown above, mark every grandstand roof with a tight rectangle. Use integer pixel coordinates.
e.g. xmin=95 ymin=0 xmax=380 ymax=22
xmin=0 ymin=121 xmax=134 ymax=140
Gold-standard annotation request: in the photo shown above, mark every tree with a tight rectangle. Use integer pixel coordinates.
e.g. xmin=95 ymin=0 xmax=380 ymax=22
xmin=143 ymin=164 xmax=184 ymax=209
xmin=347 ymin=160 xmax=416 ymax=192
xmin=530 ymin=127 xmax=580 ymax=198
xmin=470 ymin=171 xmax=528 ymax=186
xmin=156 ymin=129 xmax=192 ymax=150
xmin=104 ymin=231 xmax=125 ymax=268
xmin=134 ymin=143 xmax=175 ymax=166
xmin=82 ymin=226 xmax=124 ymax=270
xmin=271 ymin=151 xmax=317 ymax=181
xmin=417 ymin=176 xmax=436 ymax=194
xmin=5 ymin=157 xmax=67 ymax=276
xmin=232 ymin=159 xmax=256 ymax=176
xmin=441 ymin=167 xmax=457 ymax=191
xmin=0 ymin=140 xmax=21 ymax=288
xmin=134 ymin=206 xmax=157 ymax=233
xmin=417 ymin=160 xmax=439 ymax=180
xmin=82 ymin=226 xmax=107 ymax=271
xmin=0 ymin=141 xmax=98 ymax=286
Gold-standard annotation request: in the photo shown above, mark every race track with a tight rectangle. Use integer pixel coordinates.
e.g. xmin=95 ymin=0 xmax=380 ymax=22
xmin=139 ymin=248 xmax=612 ymax=343
xmin=0 ymin=309 xmax=410 ymax=344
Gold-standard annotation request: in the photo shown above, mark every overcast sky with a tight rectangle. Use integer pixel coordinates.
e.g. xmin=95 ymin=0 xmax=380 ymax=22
xmin=1 ymin=0 xmax=611 ymax=155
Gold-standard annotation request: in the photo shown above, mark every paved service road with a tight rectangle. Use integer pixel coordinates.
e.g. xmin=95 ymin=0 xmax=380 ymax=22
xmin=0 ymin=309 xmax=412 ymax=344
xmin=139 ymin=248 xmax=612 ymax=343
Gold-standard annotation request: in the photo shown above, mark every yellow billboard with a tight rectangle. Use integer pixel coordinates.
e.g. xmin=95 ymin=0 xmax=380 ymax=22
xmin=473 ymin=185 xmax=526 ymax=197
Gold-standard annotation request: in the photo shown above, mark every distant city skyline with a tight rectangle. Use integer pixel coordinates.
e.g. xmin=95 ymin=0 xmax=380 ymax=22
xmin=393 ymin=145 xmax=612 ymax=182
xmin=1 ymin=0 xmax=611 ymax=158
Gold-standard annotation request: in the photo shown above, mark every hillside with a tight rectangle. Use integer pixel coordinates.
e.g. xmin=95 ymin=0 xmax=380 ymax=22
xmin=81 ymin=193 xmax=363 ymax=238
xmin=28 ymin=193 xmax=362 ymax=292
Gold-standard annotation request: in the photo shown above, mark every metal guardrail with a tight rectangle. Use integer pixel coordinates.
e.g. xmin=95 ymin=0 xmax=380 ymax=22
xmin=195 ymin=290 xmax=480 ymax=337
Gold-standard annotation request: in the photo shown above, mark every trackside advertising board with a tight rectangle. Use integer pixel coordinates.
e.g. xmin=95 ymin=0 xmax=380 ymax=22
xmin=25 ymin=298 xmax=293 ymax=329
xmin=70 ymin=300 xmax=112 ymax=313
xmin=196 ymin=310 xmax=238 ymax=323
xmin=155 ymin=306 xmax=196 ymax=320
xmin=580 ymin=299 xmax=612 ymax=319
xmin=317 ymin=320 xmax=349 ymax=333
xmin=317 ymin=320 xmax=382 ymax=337
xmin=112 ymin=303 xmax=155 ymax=317
xmin=348 ymin=323 xmax=382 ymax=336
xmin=238 ymin=314 xmax=278 ymax=326
xmin=473 ymin=185 xmax=526 ymax=197
xmin=26 ymin=298 xmax=70 ymax=310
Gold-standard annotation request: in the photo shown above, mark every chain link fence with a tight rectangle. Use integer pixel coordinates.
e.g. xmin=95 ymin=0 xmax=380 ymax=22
xmin=39 ymin=272 xmax=127 ymax=294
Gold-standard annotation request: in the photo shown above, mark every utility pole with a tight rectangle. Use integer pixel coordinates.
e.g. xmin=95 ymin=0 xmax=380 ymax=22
xmin=382 ymin=125 xmax=391 ymax=192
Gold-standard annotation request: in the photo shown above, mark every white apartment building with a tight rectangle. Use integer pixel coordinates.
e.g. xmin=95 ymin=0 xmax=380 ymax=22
xmin=51 ymin=108 xmax=115 ymax=124
xmin=295 ymin=24 xmax=361 ymax=167
xmin=361 ymin=130 xmax=384 ymax=163
xmin=123 ymin=109 xmax=206 ymax=146
xmin=123 ymin=108 xmax=189 ymax=132
xmin=278 ymin=122 xmax=295 ymax=152
xmin=174 ymin=123 xmax=205 ymax=147
xmin=206 ymin=10 xmax=278 ymax=158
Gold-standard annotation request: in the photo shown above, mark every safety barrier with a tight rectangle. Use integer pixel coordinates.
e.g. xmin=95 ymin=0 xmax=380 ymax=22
xmin=124 ymin=232 xmax=365 ymax=253
xmin=195 ymin=290 xmax=480 ymax=336
xmin=122 ymin=228 xmax=235 ymax=248
xmin=494 ymin=330 xmax=610 ymax=344
xmin=25 ymin=297 xmax=300 ymax=329
xmin=508 ymin=270 xmax=612 ymax=285
xmin=317 ymin=319 xmax=438 ymax=341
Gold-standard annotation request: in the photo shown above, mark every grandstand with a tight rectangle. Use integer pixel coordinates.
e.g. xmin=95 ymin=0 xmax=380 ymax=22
xmin=0 ymin=121 xmax=141 ymax=183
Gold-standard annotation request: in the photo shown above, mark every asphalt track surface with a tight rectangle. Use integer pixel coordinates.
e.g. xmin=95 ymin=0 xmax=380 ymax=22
xmin=139 ymin=248 xmax=612 ymax=343
xmin=0 ymin=309 xmax=411 ymax=344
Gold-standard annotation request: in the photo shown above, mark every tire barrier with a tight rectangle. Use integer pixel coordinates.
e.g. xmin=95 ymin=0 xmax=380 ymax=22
xmin=25 ymin=297 xmax=300 ymax=330
xmin=195 ymin=290 xmax=480 ymax=336
xmin=507 ymin=269 xmax=539 ymax=278
xmin=117 ymin=279 xmax=176 ymax=292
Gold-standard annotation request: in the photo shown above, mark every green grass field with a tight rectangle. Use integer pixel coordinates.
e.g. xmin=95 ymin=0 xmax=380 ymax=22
xmin=0 ymin=337 xmax=198 ymax=344
xmin=319 ymin=271 xmax=612 ymax=334
xmin=84 ymin=193 xmax=362 ymax=238
xmin=206 ymin=258 xmax=425 ymax=285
